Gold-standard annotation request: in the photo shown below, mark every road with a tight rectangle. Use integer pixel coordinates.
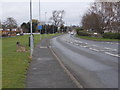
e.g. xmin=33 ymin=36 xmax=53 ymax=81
xmin=50 ymin=34 xmax=118 ymax=88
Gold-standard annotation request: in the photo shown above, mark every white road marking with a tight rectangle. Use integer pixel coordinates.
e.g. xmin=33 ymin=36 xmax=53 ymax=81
xmin=104 ymin=47 xmax=111 ymax=49
xmin=64 ymin=35 xmax=118 ymax=55
xmin=83 ymin=46 xmax=88 ymax=48
xmin=104 ymin=47 xmax=117 ymax=51
xmin=74 ymin=43 xmax=79 ymax=46
xmin=91 ymin=45 xmax=97 ymax=47
xmin=106 ymin=42 xmax=118 ymax=45
xmin=105 ymin=52 xmax=120 ymax=57
xmin=89 ymin=48 xmax=100 ymax=52
xmin=99 ymin=49 xmax=108 ymax=51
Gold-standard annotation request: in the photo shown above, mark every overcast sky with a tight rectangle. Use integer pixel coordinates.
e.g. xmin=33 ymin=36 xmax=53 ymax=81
xmin=1 ymin=0 xmax=94 ymax=26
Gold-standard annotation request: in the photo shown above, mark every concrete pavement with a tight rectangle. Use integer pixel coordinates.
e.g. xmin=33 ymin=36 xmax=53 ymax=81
xmin=26 ymin=37 xmax=77 ymax=88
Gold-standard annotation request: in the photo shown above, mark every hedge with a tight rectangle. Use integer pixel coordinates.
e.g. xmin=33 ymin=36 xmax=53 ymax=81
xmin=77 ymin=31 xmax=91 ymax=36
xmin=103 ymin=32 xmax=120 ymax=39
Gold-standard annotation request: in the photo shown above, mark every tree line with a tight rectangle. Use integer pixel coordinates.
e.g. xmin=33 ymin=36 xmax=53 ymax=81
xmin=1 ymin=17 xmax=18 ymax=31
xmin=81 ymin=1 xmax=120 ymax=34
xmin=21 ymin=10 xmax=67 ymax=33
xmin=1 ymin=10 xmax=67 ymax=33
xmin=21 ymin=20 xmax=59 ymax=34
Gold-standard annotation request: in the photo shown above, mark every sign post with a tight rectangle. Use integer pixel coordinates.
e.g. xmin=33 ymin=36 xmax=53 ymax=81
xmin=38 ymin=25 xmax=42 ymax=40
xmin=38 ymin=25 xmax=42 ymax=30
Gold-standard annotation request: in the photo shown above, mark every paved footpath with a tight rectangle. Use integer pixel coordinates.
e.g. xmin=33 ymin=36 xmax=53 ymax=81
xmin=26 ymin=37 xmax=77 ymax=88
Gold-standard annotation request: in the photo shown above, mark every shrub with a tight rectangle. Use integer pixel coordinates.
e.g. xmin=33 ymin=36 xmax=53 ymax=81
xmin=103 ymin=33 xmax=120 ymax=39
xmin=76 ymin=28 xmax=84 ymax=31
xmin=77 ymin=31 xmax=91 ymax=36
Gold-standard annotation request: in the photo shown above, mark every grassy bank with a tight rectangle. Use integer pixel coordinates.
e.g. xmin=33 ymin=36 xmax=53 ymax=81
xmin=2 ymin=33 xmax=61 ymax=88
xmin=76 ymin=35 xmax=119 ymax=42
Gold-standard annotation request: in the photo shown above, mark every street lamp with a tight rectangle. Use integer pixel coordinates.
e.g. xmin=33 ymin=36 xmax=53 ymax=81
xmin=30 ymin=0 xmax=34 ymax=57
xmin=39 ymin=0 xmax=41 ymax=40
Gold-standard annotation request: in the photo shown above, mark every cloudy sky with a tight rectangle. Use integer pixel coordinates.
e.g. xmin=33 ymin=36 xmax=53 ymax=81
xmin=0 ymin=0 xmax=94 ymax=26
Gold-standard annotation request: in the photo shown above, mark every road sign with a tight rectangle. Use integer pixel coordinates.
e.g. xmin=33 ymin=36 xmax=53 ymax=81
xmin=38 ymin=25 xmax=42 ymax=30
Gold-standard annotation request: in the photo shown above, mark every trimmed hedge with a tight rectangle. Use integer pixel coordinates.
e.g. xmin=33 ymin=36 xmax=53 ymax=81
xmin=103 ymin=33 xmax=120 ymax=39
xmin=76 ymin=28 xmax=84 ymax=31
xmin=77 ymin=31 xmax=91 ymax=36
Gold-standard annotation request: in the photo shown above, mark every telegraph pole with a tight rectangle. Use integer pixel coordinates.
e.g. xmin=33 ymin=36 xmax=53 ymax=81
xmin=30 ymin=0 xmax=34 ymax=57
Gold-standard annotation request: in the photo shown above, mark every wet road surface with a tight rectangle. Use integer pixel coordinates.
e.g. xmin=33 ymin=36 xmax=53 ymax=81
xmin=50 ymin=34 xmax=118 ymax=88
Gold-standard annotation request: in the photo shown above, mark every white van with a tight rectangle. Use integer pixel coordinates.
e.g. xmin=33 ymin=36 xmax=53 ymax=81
xmin=70 ymin=32 xmax=74 ymax=35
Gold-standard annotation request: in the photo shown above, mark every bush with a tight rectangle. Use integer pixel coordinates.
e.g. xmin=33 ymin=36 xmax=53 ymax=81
xmin=103 ymin=33 xmax=120 ymax=39
xmin=76 ymin=28 xmax=84 ymax=31
xmin=77 ymin=31 xmax=91 ymax=36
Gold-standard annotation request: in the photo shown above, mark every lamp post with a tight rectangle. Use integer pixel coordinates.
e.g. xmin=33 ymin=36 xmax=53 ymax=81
xmin=30 ymin=0 xmax=34 ymax=57
xmin=45 ymin=12 xmax=47 ymax=35
xmin=39 ymin=0 xmax=41 ymax=40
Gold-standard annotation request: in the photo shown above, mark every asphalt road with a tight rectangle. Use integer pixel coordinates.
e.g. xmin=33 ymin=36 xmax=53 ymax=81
xmin=50 ymin=34 xmax=118 ymax=88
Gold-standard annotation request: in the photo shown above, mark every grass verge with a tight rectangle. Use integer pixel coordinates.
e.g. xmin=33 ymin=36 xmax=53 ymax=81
xmin=2 ymin=33 xmax=61 ymax=88
xmin=76 ymin=35 xmax=119 ymax=42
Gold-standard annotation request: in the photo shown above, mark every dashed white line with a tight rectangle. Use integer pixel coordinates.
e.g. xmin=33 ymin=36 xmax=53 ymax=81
xmin=89 ymin=48 xmax=100 ymax=52
xmin=74 ymin=43 xmax=79 ymax=46
xmin=106 ymin=42 xmax=118 ymax=45
xmin=104 ymin=47 xmax=117 ymax=51
xmin=104 ymin=47 xmax=111 ymax=49
xmin=105 ymin=52 xmax=120 ymax=57
xmin=83 ymin=46 xmax=88 ymax=48
xmin=91 ymin=45 xmax=97 ymax=47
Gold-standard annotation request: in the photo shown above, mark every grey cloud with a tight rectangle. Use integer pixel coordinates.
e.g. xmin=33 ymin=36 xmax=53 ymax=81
xmin=1 ymin=2 xmax=92 ymax=26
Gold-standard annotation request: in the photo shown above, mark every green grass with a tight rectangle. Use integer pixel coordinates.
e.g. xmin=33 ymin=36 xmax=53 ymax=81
xmin=2 ymin=33 xmax=61 ymax=88
xmin=76 ymin=35 xmax=119 ymax=41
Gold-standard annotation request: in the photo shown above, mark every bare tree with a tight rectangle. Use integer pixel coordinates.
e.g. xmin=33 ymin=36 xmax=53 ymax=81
xmin=49 ymin=10 xmax=65 ymax=28
xmin=5 ymin=17 xmax=17 ymax=31
xmin=82 ymin=1 xmax=120 ymax=33
xmin=112 ymin=2 xmax=120 ymax=32
xmin=82 ymin=12 xmax=103 ymax=33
